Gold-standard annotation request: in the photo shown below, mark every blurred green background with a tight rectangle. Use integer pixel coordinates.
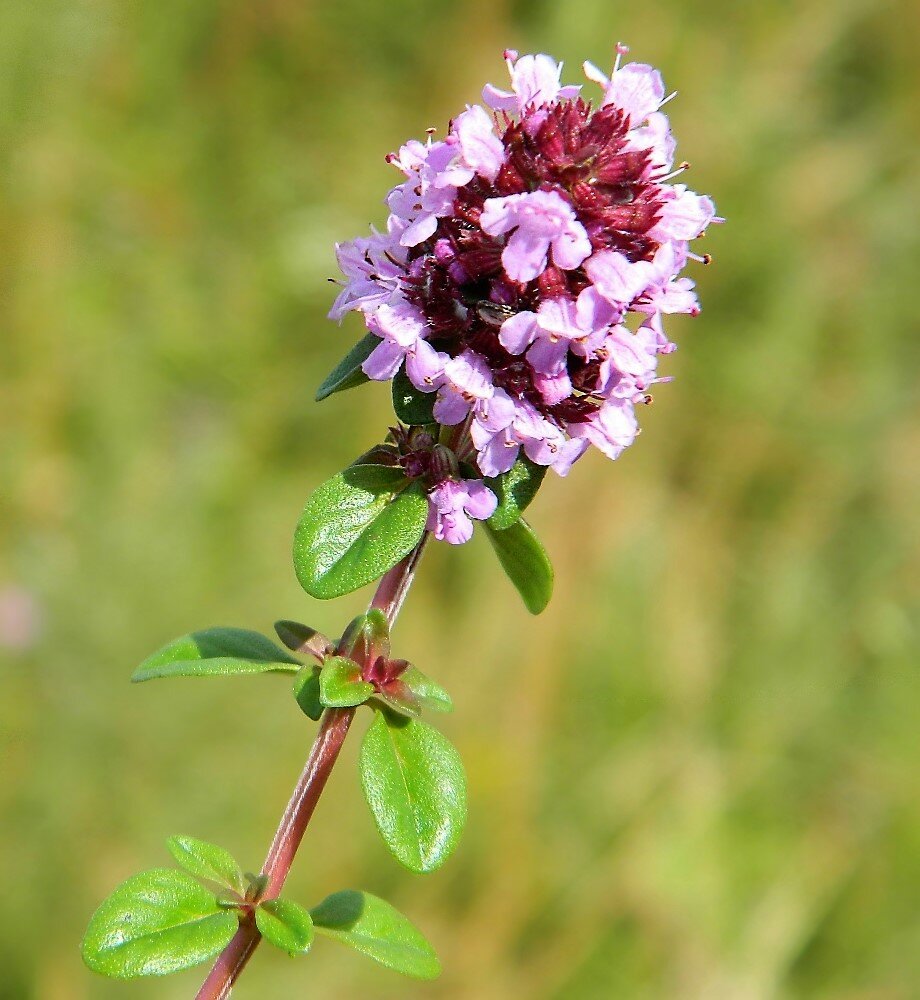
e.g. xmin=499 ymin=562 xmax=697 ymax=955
xmin=2 ymin=0 xmax=918 ymax=997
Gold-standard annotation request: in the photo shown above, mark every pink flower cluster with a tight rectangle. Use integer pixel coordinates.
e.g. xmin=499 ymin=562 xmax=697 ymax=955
xmin=330 ymin=49 xmax=718 ymax=544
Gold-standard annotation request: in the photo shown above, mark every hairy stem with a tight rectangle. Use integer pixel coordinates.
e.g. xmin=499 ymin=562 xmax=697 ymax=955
xmin=195 ymin=537 xmax=428 ymax=1000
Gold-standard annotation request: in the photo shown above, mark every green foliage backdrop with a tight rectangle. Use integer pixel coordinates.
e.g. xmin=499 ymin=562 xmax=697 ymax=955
xmin=1 ymin=0 xmax=917 ymax=996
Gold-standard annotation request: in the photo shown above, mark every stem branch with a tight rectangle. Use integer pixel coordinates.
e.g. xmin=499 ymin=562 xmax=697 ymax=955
xmin=195 ymin=537 xmax=428 ymax=999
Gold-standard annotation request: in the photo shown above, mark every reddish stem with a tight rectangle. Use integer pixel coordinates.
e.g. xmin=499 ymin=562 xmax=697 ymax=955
xmin=195 ymin=538 xmax=427 ymax=999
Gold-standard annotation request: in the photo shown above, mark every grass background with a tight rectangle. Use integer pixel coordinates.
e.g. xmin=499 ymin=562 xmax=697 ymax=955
xmin=1 ymin=0 xmax=918 ymax=997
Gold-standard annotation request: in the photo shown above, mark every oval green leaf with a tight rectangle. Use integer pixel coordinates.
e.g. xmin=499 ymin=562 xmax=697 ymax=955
xmin=484 ymin=518 xmax=553 ymax=615
xmin=392 ymin=365 xmax=436 ymax=425
xmin=131 ymin=628 xmax=300 ymax=683
xmin=256 ymin=899 xmax=314 ymax=956
xmin=311 ymin=889 xmax=440 ymax=980
xmin=293 ymin=466 xmax=428 ymax=600
xmin=315 ymin=333 xmax=377 ymax=401
xmin=165 ymin=836 xmax=245 ymax=895
xmin=320 ymin=656 xmax=375 ymax=708
xmin=82 ymin=869 xmax=238 ymax=979
xmin=401 ymin=666 xmax=453 ymax=713
xmin=338 ymin=608 xmax=390 ymax=662
xmin=359 ymin=712 xmax=466 ymax=874
xmin=293 ymin=666 xmax=324 ymax=721
xmin=274 ymin=620 xmax=332 ymax=661
xmin=487 ymin=456 xmax=547 ymax=530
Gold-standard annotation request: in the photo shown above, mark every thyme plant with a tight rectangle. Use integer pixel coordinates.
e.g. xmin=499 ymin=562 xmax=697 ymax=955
xmin=82 ymin=45 xmax=718 ymax=997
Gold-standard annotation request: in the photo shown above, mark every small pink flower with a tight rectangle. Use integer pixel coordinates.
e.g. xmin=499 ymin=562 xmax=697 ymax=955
xmin=626 ymin=111 xmax=676 ymax=172
xmin=449 ymin=105 xmax=505 ymax=184
xmin=469 ymin=390 xmax=522 ymax=477
xmin=328 ymin=223 xmax=408 ymax=321
xmin=585 ymin=250 xmax=655 ymax=307
xmin=499 ymin=288 xmax=616 ymax=375
xmin=387 ymin=139 xmax=460 ymax=247
xmin=434 ymin=350 xmax=494 ymax=424
xmin=569 ymin=399 xmax=640 ymax=460
xmin=589 ymin=61 xmax=666 ymax=123
xmin=483 ymin=53 xmax=581 ymax=114
xmin=480 ymin=190 xmax=591 ymax=283
xmin=597 ymin=325 xmax=661 ymax=401
xmin=362 ymin=298 xmax=445 ymax=387
xmin=426 ymin=479 xmax=498 ymax=545
xmin=648 ymin=184 xmax=717 ymax=243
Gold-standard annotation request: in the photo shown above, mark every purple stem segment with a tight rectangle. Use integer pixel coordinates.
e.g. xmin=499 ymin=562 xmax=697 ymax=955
xmin=195 ymin=537 xmax=427 ymax=1000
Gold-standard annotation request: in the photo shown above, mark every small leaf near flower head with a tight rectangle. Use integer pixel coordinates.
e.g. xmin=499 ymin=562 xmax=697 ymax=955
xmin=131 ymin=628 xmax=300 ymax=683
xmin=310 ymin=889 xmax=440 ymax=980
xmin=487 ymin=456 xmax=547 ymax=531
xmin=81 ymin=869 xmax=237 ymax=979
xmin=315 ymin=333 xmax=377 ymax=401
xmin=274 ymin=620 xmax=333 ymax=662
xmin=293 ymin=466 xmax=428 ymax=600
xmin=256 ymin=899 xmax=314 ymax=956
xmin=400 ymin=666 xmax=453 ymax=713
xmin=351 ymin=443 xmax=401 ymax=468
xmin=320 ymin=656 xmax=375 ymax=708
xmin=293 ymin=666 xmax=324 ymax=721
xmin=337 ymin=608 xmax=390 ymax=662
xmin=392 ymin=363 xmax=437 ymax=425
xmin=359 ymin=711 xmax=466 ymax=874
xmin=373 ymin=666 xmax=453 ymax=717
xmin=165 ymin=836 xmax=245 ymax=896
xmin=484 ymin=518 xmax=553 ymax=615
xmin=244 ymin=872 xmax=269 ymax=901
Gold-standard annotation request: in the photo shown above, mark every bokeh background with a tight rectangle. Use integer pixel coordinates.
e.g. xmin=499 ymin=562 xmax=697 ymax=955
xmin=2 ymin=0 xmax=918 ymax=997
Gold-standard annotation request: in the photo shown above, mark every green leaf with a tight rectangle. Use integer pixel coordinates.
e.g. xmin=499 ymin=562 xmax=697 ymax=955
xmin=245 ymin=872 xmax=269 ymax=899
xmin=359 ymin=712 xmax=466 ymax=874
xmin=165 ymin=836 xmax=245 ymax=895
xmin=401 ymin=666 xmax=453 ymax=713
xmin=320 ymin=656 xmax=375 ymax=708
xmin=256 ymin=899 xmax=314 ymax=956
xmin=487 ymin=456 xmax=547 ymax=530
xmin=392 ymin=365 xmax=436 ymax=425
xmin=484 ymin=518 xmax=554 ymax=615
xmin=315 ymin=333 xmax=377 ymax=402
xmin=132 ymin=628 xmax=300 ymax=683
xmin=274 ymin=620 xmax=332 ymax=661
xmin=293 ymin=465 xmax=428 ymax=600
xmin=338 ymin=608 xmax=391 ymax=663
xmin=82 ymin=869 xmax=238 ymax=979
xmin=311 ymin=890 xmax=440 ymax=980
xmin=372 ymin=664 xmax=453 ymax=718
xmin=293 ymin=666 xmax=324 ymax=721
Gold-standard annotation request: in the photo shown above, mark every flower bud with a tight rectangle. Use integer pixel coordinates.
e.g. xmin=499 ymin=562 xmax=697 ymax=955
xmin=429 ymin=444 xmax=459 ymax=481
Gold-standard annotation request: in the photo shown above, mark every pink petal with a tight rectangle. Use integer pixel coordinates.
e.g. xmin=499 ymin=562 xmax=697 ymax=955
xmin=499 ymin=311 xmax=539 ymax=354
xmin=462 ymin=480 xmax=498 ymax=520
xmin=362 ymin=340 xmax=405 ymax=381
xmin=604 ymin=63 xmax=665 ymax=122
xmin=502 ymin=230 xmax=550 ymax=282
xmin=585 ymin=250 xmax=653 ymax=305
xmin=550 ymin=223 xmax=591 ymax=271
xmin=406 ymin=338 xmax=445 ymax=389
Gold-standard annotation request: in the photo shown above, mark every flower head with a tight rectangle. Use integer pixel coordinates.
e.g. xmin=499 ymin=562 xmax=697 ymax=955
xmin=330 ymin=46 xmax=719 ymax=542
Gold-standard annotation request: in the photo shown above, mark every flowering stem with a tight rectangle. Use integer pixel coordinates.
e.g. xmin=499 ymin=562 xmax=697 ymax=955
xmin=194 ymin=537 xmax=429 ymax=1000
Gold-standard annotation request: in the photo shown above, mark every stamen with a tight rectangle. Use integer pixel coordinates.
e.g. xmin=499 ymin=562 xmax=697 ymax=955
xmin=614 ymin=42 xmax=629 ymax=76
xmin=659 ymin=90 xmax=678 ymax=108
xmin=657 ymin=161 xmax=690 ymax=182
